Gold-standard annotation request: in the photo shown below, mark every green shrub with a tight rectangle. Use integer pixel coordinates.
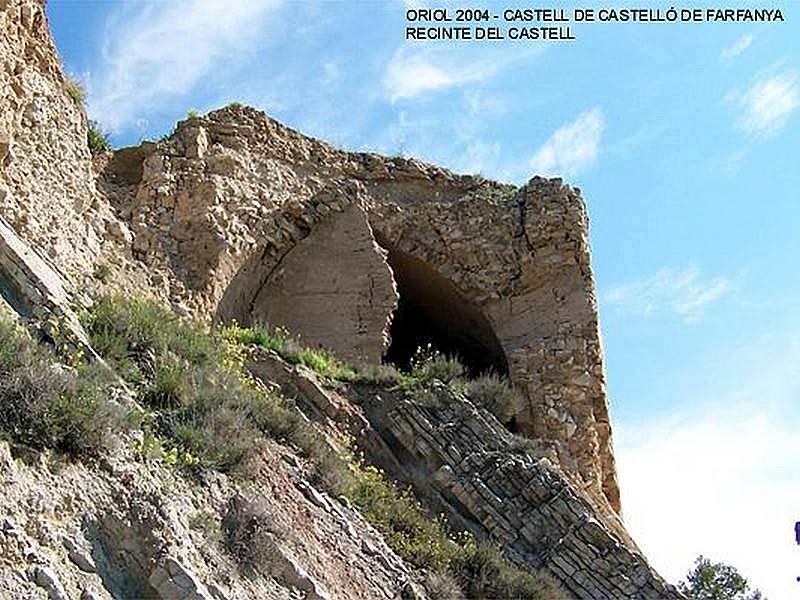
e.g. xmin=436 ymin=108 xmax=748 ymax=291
xmin=464 ymin=373 xmax=519 ymax=423
xmin=352 ymin=363 xmax=403 ymax=386
xmin=85 ymin=297 xmax=332 ymax=473
xmin=223 ymin=323 xmax=284 ymax=354
xmin=84 ymin=297 xmax=259 ymax=473
xmin=0 ymin=314 xmax=119 ymax=458
xmin=187 ymin=108 xmax=199 ymax=118
xmin=679 ymin=555 xmax=763 ymax=600
xmin=294 ymin=347 xmax=356 ymax=380
xmin=86 ymin=296 xmax=219 ymax=371
xmin=87 ymin=121 xmax=111 ymax=155
xmin=341 ymin=461 xmax=456 ymax=571
xmin=451 ymin=539 xmax=555 ymax=599
xmin=188 ymin=511 xmax=221 ymax=543
xmin=93 ymin=263 xmax=111 ymax=282
xmin=223 ymin=323 xmax=356 ymax=381
xmin=424 ymin=572 xmax=465 ymax=600
xmin=64 ymin=77 xmax=85 ymax=106
xmin=410 ymin=344 xmax=465 ymax=384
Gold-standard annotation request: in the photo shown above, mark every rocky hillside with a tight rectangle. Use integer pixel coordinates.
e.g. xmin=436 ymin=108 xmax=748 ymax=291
xmin=1 ymin=0 xmax=682 ymax=598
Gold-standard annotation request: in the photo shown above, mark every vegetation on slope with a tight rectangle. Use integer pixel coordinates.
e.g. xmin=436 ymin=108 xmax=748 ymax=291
xmin=87 ymin=120 xmax=111 ymax=155
xmin=231 ymin=326 xmax=520 ymax=425
xmin=0 ymin=312 xmax=120 ymax=459
xmin=1 ymin=296 xmax=553 ymax=598
xmin=86 ymin=297 xmax=553 ymax=596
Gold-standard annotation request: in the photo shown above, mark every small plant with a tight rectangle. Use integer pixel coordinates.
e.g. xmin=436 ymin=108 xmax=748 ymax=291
xmin=352 ymin=363 xmax=403 ymax=386
xmin=0 ymin=313 xmax=120 ymax=459
xmin=87 ymin=121 xmax=110 ymax=155
xmin=464 ymin=373 xmax=519 ymax=424
xmin=224 ymin=323 xmax=356 ymax=381
xmin=223 ymin=495 xmax=282 ymax=572
xmin=64 ymin=77 xmax=85 ymax=106
xmin=187 ymin=108 xmax=199 ymax=119
xmin=93 ymin=263 xmax=111 ymax=282
xmin=188 ymin=511 xmax=222 ymax=543
xmin=450 ymin=539 xmax=556 ymax=599
xmin=227 ymin=101 xmax=243 ymax=109
xmin=294 ymin=346 xmax=357 ymax=380
xmin=409 ymin=344 xmax=465 ymax=384
xmin=341 ymin=460 xmax=456 ymax=571
xmin=223 ymin=323 xmax=285 ymax=354
xmin=424 ymin=571 xmax=466 ymax=600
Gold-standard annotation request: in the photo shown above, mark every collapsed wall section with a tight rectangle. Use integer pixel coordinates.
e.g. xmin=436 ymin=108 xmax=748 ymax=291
xmin=248 ymin=204 xmax=398 ymax=364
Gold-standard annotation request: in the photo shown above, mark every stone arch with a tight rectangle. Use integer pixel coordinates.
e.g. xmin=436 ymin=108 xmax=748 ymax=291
xmin=379 ymin=242 xmax=508 ymax=377
xmin=216 ymin=203 xmax=510 ymax=379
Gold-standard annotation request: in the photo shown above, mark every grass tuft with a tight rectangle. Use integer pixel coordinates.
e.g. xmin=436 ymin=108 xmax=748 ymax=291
xmin=409 ymin=344 xmax=464 ymax=384
xmin=223 ymin=494 xmax=282 ymax=573
xmin=65 ymin=77 xmax=85 ymax=106
xmin=88 ymin=120 xmax=111 ymax=155
xmin=463 ymin=372 xmax=520 ymax=424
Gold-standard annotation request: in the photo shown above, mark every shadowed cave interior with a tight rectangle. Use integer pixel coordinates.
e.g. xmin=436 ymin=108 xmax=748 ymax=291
xmin=381 ymin=245 xmax=509 ymax=378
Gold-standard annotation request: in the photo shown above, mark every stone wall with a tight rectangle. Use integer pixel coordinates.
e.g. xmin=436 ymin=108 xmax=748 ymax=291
xmin=366 ymin=174 xmax=617 ymax=511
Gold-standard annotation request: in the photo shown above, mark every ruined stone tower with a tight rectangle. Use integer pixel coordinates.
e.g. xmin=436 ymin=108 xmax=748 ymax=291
xmin=0 ymin=1 xmax=682 ymax=597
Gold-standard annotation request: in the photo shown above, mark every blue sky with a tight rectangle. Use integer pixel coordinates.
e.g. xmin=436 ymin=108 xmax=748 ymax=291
xmin=48 ymin=1 xmax=799 ymax=596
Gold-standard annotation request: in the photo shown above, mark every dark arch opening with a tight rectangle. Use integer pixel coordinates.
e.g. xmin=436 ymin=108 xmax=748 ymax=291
xmin=381 ymin=244 xmax=508 ymax=378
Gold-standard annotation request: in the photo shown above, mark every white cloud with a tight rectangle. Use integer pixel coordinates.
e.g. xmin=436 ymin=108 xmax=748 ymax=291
xmin=617 ymin=329 xmax=800 ymax=599
xmin=529 ymin=108 xmax=604 ymax=177
xmin=454 ymin=140 xmax=501 ymax=175
xmin=383 ymin=48 xmax=490 ymax=101
xmin=728 ymin=71 xmax=800 ymax=137
xmin=88 ymin=0 xmax=282 ymax=132
xmin=603 ymin=266 xmax=731 ymax=321
xmin=383 ymin=46 xmax=534 ymax=102
xmin=721 ymin=33 xmax=754 ymax=62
